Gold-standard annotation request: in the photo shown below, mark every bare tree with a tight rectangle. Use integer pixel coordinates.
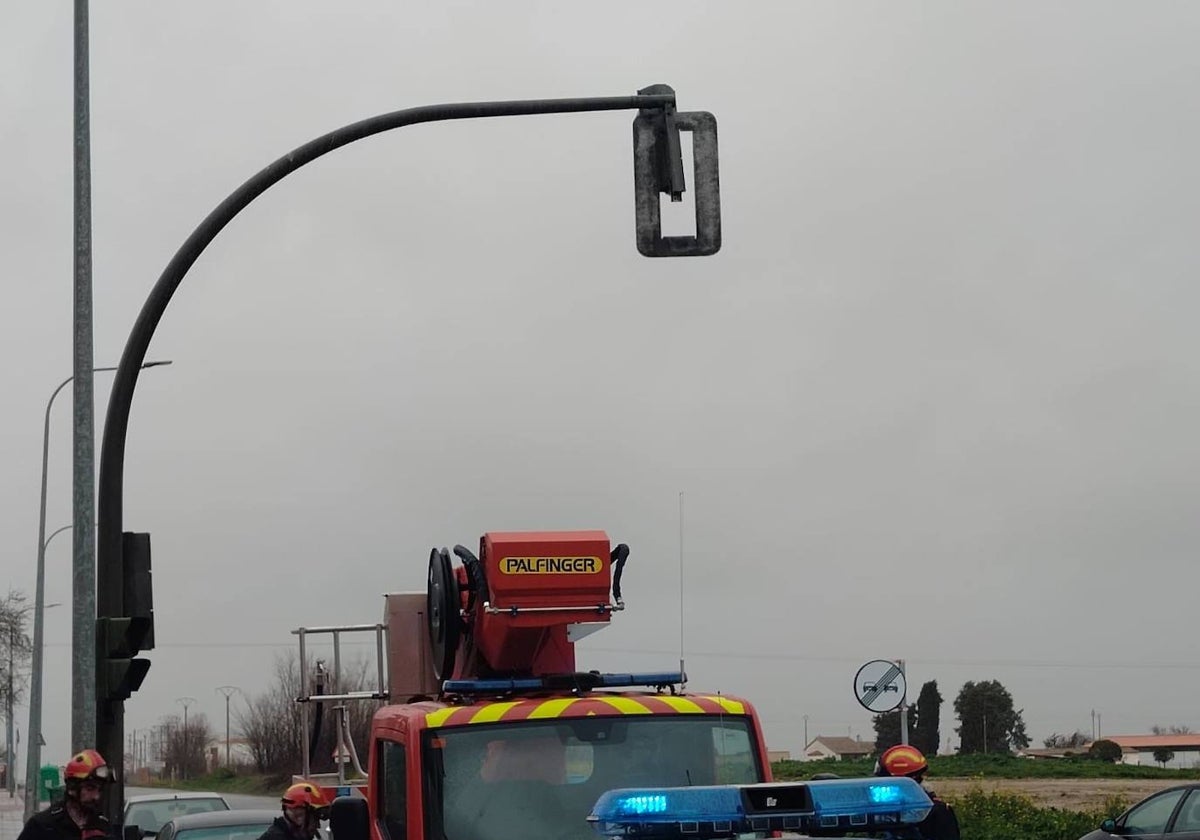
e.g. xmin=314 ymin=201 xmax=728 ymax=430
xmin=159 ymin=713 xmax=215 ymax=780
xmin=237 ymin=651 xmax=381 ymax=779
xmin=0 ymin=590 xmax=33 ymax=704
xmin=1043 ymin=731 xmax=1091 ymax=749
xmin=0 ymin=590 xmax=32 ymax=769
xmin=238 ymin=654 xmax=305 ymax=777
xmin=1151 ymin=724 xmax=1194 ymax=735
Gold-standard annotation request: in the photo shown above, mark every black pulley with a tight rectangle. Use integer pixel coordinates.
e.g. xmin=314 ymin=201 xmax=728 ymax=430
xmin=427 ymin=547 xmax=460 ymax=680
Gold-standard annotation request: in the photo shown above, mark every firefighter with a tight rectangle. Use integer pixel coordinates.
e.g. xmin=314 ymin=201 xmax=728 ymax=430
xmin=17 ymin=749 xmax=114 ymax=840
xmin=873 ymin=744 xmax=960 ymax=840
xmin=258 ymin=781 xmax=330 ymax=840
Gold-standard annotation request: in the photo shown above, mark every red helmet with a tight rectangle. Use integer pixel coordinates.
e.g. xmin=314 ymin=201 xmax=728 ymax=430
xmin=875 ymin=744 xmax=928 ymax=778
xmin=282 ymin=781 xmax=330 ymax=812
xmin=64 ymin=749 xmax=113 ymax=782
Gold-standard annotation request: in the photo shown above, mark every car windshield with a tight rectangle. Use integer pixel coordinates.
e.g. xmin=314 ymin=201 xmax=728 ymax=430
xmin=126 ymin=799 xmax=230 ymax=834
xmin=175 ymin=825 xmax=272 ymax=840
xmin=423 ymin=715 xmax=762 ymax=840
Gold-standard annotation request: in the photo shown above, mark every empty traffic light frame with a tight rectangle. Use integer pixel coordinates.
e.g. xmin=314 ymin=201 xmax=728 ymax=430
xmin=632 ymin=84 xmax=721 ymax=257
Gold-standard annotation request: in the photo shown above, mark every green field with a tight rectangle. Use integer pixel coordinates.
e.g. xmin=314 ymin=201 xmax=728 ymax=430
xmin=773 ymin=753 xmax=1200 ymax=781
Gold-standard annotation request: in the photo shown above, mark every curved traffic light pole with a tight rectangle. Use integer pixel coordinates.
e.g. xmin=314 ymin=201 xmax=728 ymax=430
xmin=95 ymin=85 xmax=719 ymax=820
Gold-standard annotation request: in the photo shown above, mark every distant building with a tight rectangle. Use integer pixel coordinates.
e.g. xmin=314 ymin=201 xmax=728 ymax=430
xmin=767 ymin=750 xmax=792 ymax=763
xmin=803 ymin=736 xmax=873 ymax=762
xmin=1019 ymin=735 xmax=1200 ymax=769
xmin=1106 ymin=735 xmax=1200 ymax=769
xmin=205 ymin=737 xmax=256 ymax=771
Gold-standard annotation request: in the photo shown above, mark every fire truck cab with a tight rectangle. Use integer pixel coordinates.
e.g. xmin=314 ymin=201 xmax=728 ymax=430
xmin=306 ymin=530 xmax=774 ymax=840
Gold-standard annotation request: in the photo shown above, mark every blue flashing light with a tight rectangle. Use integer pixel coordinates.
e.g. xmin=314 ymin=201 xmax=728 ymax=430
xmin=806 ymin=776 xmax=931 ymax=821
xmin=442 ymin=677 xmax=545 ymax=693
xmin=588 ymin=777 xmax=933 ymax=838
xmin=617 ymin=794 xmax=667 ymax=815
xmin=592 ymin=786 xmax=744 ymax=827
xmin=871 ymin=783 xmax=903 ymax=804
xmin=597 ymin=672 xmax=686 ymax=687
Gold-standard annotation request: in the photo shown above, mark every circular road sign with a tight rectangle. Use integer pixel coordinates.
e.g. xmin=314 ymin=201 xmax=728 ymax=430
xmin=854 ymin=659 xmax=906 ymax=713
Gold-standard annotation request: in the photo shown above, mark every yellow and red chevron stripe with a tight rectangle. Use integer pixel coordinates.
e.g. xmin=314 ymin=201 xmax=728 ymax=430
xmin=423 ymin=694 xmax=746 ymax=729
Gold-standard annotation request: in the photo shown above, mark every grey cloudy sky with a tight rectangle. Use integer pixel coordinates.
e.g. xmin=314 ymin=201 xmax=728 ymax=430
xmin=4 ymin=2 xmax=1200 ymax=769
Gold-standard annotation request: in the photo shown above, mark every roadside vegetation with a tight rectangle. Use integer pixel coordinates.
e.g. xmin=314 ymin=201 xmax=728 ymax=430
xmin=948 ymin=787 xmax=1128 ymax=840
xmin=139 ymin=766 xmax=284 ymax=796
xmin=775 ymin=753 xmax=1200 ymax=781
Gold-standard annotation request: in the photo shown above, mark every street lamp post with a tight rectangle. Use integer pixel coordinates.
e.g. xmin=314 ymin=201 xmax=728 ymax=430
xmin=25 ymin=361 xmax=171 ymax=820
xmin=5 ymin=624 xmax=13 ymax=798
xmin=176 ymin=697 xmax=195 ymax=779
xmin=215 ymin=686 xmax=242 ymax=768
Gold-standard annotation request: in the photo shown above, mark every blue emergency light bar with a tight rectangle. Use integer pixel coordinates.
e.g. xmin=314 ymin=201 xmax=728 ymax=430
xmin=588 ymin=777 xmax=933 ymax=837
xmin=442 ymin=671 xmax=686 ymax=694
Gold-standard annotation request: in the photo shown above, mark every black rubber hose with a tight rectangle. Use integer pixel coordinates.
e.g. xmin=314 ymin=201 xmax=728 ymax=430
xmin=308 ymin=669 xmax=325 ymax=769
xmin=453 ymin=544 xmax=484 ymax=614
xmin=611 ymin=544 xmax=630 ymax=601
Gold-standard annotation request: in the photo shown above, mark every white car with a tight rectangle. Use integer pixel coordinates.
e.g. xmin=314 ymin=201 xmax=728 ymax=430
xmin=123 ymin=792 xmax=232 ymax=836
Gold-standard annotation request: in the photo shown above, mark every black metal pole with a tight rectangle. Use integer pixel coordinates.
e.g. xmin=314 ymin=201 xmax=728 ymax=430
xmin=95 ymin=90 xmax=678 ymax=820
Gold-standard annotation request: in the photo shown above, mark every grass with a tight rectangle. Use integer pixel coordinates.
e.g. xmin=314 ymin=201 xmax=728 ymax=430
xmin=772 ymin=753 xmax=1200 ymax=780
xmin=139 ymin=768 xmax=285 ymax=796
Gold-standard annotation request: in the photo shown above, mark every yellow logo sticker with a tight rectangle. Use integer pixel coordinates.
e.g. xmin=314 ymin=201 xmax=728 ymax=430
xmin=499 ymin=556 xmax=602 ymax=574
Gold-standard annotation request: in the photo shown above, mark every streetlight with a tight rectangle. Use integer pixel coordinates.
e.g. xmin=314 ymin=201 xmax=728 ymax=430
xmin=93 ymin=84 xmax=720 ymax=820
xmin=215 ymin=686 xmax=243 ymax=768
xmin=25 ymin=360 xmax=171 ymax=819
xmin=176 ymin=697 xmax=195 ymax=779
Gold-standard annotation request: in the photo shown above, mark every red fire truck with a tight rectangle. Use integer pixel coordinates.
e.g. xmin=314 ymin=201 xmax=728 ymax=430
xmin=295 ymin=530 xmax=933 ymax=840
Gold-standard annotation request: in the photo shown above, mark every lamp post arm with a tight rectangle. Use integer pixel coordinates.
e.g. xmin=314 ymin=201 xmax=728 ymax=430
xmin=96 ymin=88 xmax=685 ymax=822
xmin=98 ymin=91 xmax=675 ymax=610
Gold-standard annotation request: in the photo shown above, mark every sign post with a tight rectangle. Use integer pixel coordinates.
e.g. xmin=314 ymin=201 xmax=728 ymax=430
xmin=853 ymin=659 xmax=909 ymax=745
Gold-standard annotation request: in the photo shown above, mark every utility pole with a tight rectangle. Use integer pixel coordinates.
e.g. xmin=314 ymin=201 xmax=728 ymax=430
xmin=71 ymin=0 xmax=97 ymax=752
xmin=803 ymin=714 xmax=809 ymax=750
xmin=215 ymin=687 xmax=241 ymax=767
xmin=176 ymin=698 xmax=194 ymax=779
xmin=6 ymin=625 xmax=14 ymax=798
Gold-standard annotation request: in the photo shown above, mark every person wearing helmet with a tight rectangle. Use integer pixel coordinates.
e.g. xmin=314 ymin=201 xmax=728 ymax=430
xmin=257 ymin=781 xmax=330 ymax=840
xmin=17 ymin=750 xmax=114 ymax=840
xmin=874 ymin=744 xmax=960 ymax=840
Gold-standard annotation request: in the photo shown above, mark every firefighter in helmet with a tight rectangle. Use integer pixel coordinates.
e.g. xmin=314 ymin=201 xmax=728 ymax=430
xmin=257 ymin=781 xmax=330 ymax=840
xmin=17 ymin=749 xmax=115 ymax=840
xmin=874 ymin=744 xmax=960 ymax=840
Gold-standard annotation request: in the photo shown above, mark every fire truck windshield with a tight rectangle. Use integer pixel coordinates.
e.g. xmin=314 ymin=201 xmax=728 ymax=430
xmin=423 ymin=715 xmax=762 ymax=840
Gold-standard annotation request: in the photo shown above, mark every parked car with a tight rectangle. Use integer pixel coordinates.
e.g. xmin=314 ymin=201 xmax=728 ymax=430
xmin=1080 ymin=783 xmax=1200 ymax=839
xmin=152 ymin=809 xmax=279 ymax=840
xmin=124 ymin=792 xmax=232 ymax=837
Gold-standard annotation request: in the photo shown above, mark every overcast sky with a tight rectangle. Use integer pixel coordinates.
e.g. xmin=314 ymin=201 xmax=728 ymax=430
xmin=4 ymin=2 xmax=1200 ymax=773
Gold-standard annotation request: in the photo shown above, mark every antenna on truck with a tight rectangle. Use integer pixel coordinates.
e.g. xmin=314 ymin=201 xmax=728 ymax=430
xmin=679 ymin=491 xmax=687 ymax=691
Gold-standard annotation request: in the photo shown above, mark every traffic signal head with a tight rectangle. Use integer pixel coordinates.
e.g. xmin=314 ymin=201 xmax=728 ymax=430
xmin=97 ymin=616 xmax=152 ymax=701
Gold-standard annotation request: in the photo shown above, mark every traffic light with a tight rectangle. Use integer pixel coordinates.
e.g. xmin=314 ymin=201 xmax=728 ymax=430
xmin=98 ymin=532 xmax=155 ymax=702
xmin=632 ymin=84 xmax=721 ymax=258
xmin=97 ymin=617 xmax=152 ymax=701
